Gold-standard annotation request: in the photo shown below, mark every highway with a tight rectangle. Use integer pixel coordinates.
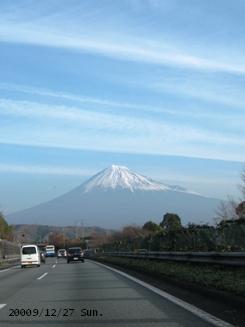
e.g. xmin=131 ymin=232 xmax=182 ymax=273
xmin=0 ymin=258 xmax=232 ymax=327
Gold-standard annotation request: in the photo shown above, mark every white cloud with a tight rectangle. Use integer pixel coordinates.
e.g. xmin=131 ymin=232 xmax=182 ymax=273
xmin=1 ymin=82 xmax=245 ymax=126
xmin=0 ymin=163 xmax=94 ymax=176
xmin=0 ymin=98 xmax=245 ymax=162
xmin=1 ymin=18 xmax=245 ymax=75
xmin=0 ymin=97 xmax=243 ymax=145
xmin=151 ymin=80 xmax=245 ymax=110
xmin=0 ymin=82 xmax=176 ymax=115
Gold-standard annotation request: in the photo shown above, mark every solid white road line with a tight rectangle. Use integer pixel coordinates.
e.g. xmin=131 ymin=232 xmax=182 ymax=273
xmin=0 ymin=304 xmax=6 ymax=310
xmin=0 ymin=268 xmax=11 ymax=273
xmin=37 ymin=272 xmax=48 ymax=280
xmin=0 ymin=265 xmax=21 ymax=274
xmin=93 ymin=261 xmax=234 ymax=327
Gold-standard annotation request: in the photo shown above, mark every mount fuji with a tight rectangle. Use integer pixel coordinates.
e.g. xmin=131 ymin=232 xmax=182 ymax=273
xmin=8 ymin=165 xmax=220 ymax=228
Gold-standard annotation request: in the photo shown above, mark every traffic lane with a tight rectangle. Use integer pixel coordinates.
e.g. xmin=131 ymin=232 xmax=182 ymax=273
xmin=0 ymin=257 xmax=57 ymax=303
xmin=0 ymin=259 xmax=172 ymax=326
xmin=0 ymin=259 xmax=214 ymax=327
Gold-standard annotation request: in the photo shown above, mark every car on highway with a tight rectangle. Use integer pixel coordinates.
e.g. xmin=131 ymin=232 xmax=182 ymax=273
xmin=20 ymin=244 xmax=41 ymax=268
xmin=67 ymin=247 xmax=84 ymax=263
xmin=57 ymin=248 xmax=67 ymax=258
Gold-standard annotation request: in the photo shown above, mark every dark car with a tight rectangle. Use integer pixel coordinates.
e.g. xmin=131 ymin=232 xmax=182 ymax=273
xmin=67 ymin=247 xmax=84 ymax=263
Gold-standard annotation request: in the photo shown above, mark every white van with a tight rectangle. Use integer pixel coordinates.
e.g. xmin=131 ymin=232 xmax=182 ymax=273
xmin=21 ymin=244 xmax=41 ymax=268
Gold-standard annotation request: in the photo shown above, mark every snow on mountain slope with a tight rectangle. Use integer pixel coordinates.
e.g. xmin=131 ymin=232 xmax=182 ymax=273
xmin=81 ymin=165 xmax=200 ymax=195
xmin=82 ymin=165 xmax=169 ymax=192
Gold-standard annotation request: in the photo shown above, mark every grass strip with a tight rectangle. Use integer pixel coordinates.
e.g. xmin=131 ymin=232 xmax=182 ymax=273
xmin=96 ymin=256 xmax=245 ymax=296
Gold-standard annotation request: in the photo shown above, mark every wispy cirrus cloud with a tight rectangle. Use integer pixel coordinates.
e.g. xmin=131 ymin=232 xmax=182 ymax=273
xmin=0 ymin=2 xmax=244 ymax=161
xmin=0 ymin=97 xmax=243 ymax=144
xmin=1 ymin=82 xmax=244 ymax=127
xmin=0 ymin=82 xmax=176 ymax=115
xmin=0 ymin=97 xmax=244 ymax=161
xmin=0 ymin=163 xmax=94 ymax=176
xmin=148 ymin=79 xmax=245 ymax=111
xmin=1 ymin=15 xmax=245 ymax=75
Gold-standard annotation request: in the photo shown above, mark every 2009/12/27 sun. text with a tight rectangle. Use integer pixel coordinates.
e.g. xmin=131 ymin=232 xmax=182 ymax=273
xmin=8 ymin=308 xmax=103 ymax=318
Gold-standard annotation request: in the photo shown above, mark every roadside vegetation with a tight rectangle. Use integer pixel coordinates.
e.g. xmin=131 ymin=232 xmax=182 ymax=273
xmin=0 ymin=212 xmax=13 ymax=241
xmin=97 ymin=211 xmax=245 ymax=252
xmin=96 ymin=256 xmax=245 ymax=296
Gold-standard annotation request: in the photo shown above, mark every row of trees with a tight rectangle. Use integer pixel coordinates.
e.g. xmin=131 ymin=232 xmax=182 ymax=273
xmin=100 ymin=209 xmax=245 ymax=252
xmin=48 ymin=231 xmax=93 ymax=249
xmin=0 ymin=212 xmax=13 ymax=241
xmin=215 ymin=167 xmax=245 ymax=221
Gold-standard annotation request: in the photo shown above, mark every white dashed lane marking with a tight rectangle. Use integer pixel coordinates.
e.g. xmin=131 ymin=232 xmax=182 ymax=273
xmin=37 ymin=272 xmax=48 ymax=280
xmin=0 ymin=265 xmax=20 ymax=274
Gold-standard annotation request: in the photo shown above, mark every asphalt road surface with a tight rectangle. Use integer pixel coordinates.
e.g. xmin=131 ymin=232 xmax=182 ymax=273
xmin=0 ymin=258 xmax=232 ymax=327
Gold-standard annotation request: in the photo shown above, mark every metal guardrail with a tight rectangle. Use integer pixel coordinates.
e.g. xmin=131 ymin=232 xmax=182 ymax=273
xmin=103 ymin=251 xmax=245 ymax=267
xmin=0 ymin=257 xmax=20 ymax=264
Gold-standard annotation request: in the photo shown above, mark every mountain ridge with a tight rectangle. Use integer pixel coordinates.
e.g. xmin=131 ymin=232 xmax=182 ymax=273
xmin=7 ymin=165 xmax=219 ymax=228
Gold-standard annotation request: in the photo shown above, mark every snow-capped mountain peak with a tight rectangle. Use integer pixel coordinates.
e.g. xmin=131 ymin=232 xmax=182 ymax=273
xmin=82 ymin=165 xmax=169 ymax=192
xmin=8 ymin=164 xmax=215 ymax=228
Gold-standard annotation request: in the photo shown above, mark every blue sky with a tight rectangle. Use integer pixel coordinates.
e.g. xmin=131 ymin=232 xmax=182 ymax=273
xmin=0 ymin=0 xmax=244 ymax=214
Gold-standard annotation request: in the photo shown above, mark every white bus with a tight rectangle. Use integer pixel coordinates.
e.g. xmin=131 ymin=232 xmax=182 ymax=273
xmin=45 ymin=244 xmax=56 ymax=257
